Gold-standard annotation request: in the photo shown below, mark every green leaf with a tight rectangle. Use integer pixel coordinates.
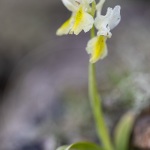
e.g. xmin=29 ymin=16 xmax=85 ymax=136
xmin=56 ymin=145 xmax=69 ymax=150
xmin=56 ymin=142 xmax=104 ymax=150
xmin=114 ymin=112 xmax=135 ymax=150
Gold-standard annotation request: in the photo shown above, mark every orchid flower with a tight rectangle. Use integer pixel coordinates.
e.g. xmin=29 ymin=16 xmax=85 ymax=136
xmin=56 ymin=0 xmax=94 ymax=35
xmin=86 ymin=0 xmax=121 ymax=63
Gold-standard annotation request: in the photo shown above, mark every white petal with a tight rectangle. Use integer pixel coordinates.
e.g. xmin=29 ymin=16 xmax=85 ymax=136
xmin=70 ymin=10 xmax=94 ymax=35
xmin=81 ymin=0 xmax=93 ymax=12
xmin=96 ymin=0 xmax=106 ymax=16
xmin=86 ymin=0 xmax=94 ymax=4
xmin=95 ymin=7 xmax=112 ymax=30
xmin=94 ymin=5 xmax=121 ymax=37
xmin=62 ymin=0 xmax=77 ymax=12
xmin=82 ymin=12 xmax=94 ymax=32
xmin=97 ymin=28 xmax=112 ymax=38
xmin=86 ymin=36 xmax=97 ymax=54
xmin=108 ymin=5 xmax=121 ymax=30
xmin=95 ymin=10 xmax=111 ymax=37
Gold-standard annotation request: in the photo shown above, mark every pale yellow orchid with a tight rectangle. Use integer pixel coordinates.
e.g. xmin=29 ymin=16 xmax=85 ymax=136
xmin=56 ymin=0 xmax=94 ymax=35
xmin=86 ymin=0 xmax=121 ymax=63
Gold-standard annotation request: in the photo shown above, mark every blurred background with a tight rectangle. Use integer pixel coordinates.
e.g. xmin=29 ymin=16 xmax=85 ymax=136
xmin=0 ymin=0 xmax=150 ymax=149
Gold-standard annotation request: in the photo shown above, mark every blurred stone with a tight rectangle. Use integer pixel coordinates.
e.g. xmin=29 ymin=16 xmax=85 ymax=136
xmin=132 ymin=108 xmax=150 ymax=149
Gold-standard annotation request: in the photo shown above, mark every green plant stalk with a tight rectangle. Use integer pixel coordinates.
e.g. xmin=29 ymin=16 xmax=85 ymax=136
xmin=88 ymin=23 xmax=113 ymax=150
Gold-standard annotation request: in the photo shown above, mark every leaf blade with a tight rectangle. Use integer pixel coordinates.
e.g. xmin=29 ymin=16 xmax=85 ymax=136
xmin=56 ymin=141 xmax=104 ymax=150
xmin=114 ymin=112 xmax=135 ymax=150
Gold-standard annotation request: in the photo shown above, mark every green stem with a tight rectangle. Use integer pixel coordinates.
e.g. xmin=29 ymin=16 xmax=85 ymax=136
xmin=88 ymin=12 xmax=113 ymax=150
xmin=88 ymin=63 xmax=113 ymax=150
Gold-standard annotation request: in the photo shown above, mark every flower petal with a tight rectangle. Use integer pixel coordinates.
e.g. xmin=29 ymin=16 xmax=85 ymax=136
xmin=62 ymin=0 xmax=77 ymax=12
xmin=108 ymin=5 xmax=121 ymax=30
xmin=81 ymin=0 xmax=93 ymax=11
xmin=86 ymin=0 xmax=94 ymax=4
xmin=95 ymin=8 xmax=112 ymax=37
xmin=56 ymin=17 xmax=73 ymax=36
xmin=96 ymin=0 xmax=106 ymax=16
xmin=82 ymin=0 xmax=94 ymax=5
xmin=95 ymin=5 xmax=121 ymax=37
xmin=86 ymin=36 xmax=107 ymax=63
xmin=70 ymin=6 xmax=94 ymax=35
